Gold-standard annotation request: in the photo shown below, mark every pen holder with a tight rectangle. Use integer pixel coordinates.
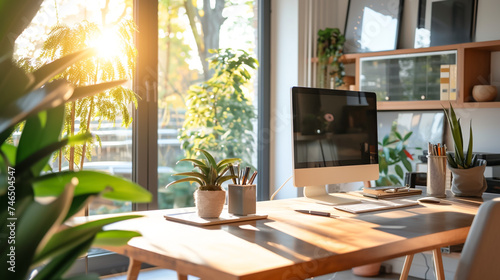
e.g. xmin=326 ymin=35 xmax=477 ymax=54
xmin=427 ymin=155 xmax=447 ymax=198
xmin=228 ymin=184 xmax=256 ymax=216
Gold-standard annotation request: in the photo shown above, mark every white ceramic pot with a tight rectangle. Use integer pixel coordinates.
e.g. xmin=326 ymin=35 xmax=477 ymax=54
xmin=194 ymin=189 xmax=226 ymax=218
xmin=472 ymin=85 xmax=497 ymax=102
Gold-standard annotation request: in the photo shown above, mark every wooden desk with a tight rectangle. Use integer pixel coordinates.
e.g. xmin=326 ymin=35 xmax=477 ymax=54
xmin=95 ymin=193 xmax=494 ymax=280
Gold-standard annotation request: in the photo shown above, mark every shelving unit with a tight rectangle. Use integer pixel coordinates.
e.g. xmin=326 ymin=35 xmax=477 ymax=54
xmin=341 ymin=40 xmax=500 ymax=110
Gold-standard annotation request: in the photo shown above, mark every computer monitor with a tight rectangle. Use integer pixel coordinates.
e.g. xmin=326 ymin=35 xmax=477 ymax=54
xmin=291 ymin=86 xmax=379 ymax=205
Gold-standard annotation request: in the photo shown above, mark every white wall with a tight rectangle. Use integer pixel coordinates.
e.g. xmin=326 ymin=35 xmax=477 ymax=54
xmin=270 ymin=0 xmax=298 ymax=199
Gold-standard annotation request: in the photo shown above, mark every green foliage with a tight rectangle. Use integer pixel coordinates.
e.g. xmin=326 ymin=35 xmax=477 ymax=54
xmin=443 ymin=103 xmax=476 ymax=169
xmin=166 ymin=148 xmax=240 ymax=191
xmin=0 ymin=2 xmax=151 ymax=279
xmin=317 ymin=28 xmax=346 ymax=88
xmin=178 ymin=48 xmax=258 ymax=167
xmin=38 ymin=20 xmax=138 ymax=169
xmin=376 ymin=125 xmax=415 ymax=186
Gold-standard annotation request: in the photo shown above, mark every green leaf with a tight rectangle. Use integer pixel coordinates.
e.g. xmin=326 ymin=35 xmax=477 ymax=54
xmin=67 ymin=80 xmax=128 ymax=102
xmin=32 ymin=234 xmax=95 ymax=280
xmin=33 ymin=170 xmax=152 ymax=202
xmin=216 ymin=175 xmax=238 ymax=185
xmin=379 ymin=156 xmax=388 ymax=174
xmin=402 ymin=131 xmax=413 ymax=141
xmin=15 ymin=178 xmax=77 ymax=277
xmin=16 ymin=105 xmax=65 ymax=176
xmin=16 ymin=133 xmax=91 ymax=174
xmin=0 ymin=143 xmax=16 ymax=167
xmin=178 ymin=158 xmax=207 ymax=168
xmin=466 ymin=120 xmax=473 ymax=168
xmin=389 ymin=174 xmax=402 ymax=185
xmin=172 ymin=171 xmax=206 ymax=182
xmin=93 ymin=230 xmax=141 ymax=247
xmin=32 ymin=215 xmax=142 ymax=266
xmin=394 ymin=131 xmax=403 ymax=140
xmin=197 ymin=148 xmax=217 ymax=169
xmin=446 ymin=152 xmax=458 ymax=168
xmin=30 ymin=48 xmax=97 ymax=92
xmin=166 ymin=177 xmax=202 ymax=188
xmin=216 ymin=158 xmax=241 ymax=170
xmin=401 ymin=158 xmax=413 ymax=172
xmin=1 ymin=79 xmax=72 ymax=134
xmin=395 ymin=164 xmax=404 ymax=179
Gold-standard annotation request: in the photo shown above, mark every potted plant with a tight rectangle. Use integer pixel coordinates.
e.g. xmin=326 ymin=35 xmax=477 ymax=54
xmin=316 ymin=27 xmax=346 ymax=89
xmin=443 ymin=104 xmax=487 ymax=197
xmin=166 ymin=149 xmax=239 ymax=218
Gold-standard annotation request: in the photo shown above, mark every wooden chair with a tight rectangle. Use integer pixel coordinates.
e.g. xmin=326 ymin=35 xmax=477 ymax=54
xmin=400 ymin=198 xmax=500 ymax=280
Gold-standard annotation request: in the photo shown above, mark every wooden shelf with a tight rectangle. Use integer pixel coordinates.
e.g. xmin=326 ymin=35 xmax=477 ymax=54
xmin=377 ymin=100 xmax=500 ymax=111
xmin=341 ymin=40 xmax=500 ymax=110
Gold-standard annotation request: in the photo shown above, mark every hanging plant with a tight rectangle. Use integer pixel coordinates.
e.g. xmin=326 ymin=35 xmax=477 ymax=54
xmin=317 ymin=28 xmax=346 ymax=89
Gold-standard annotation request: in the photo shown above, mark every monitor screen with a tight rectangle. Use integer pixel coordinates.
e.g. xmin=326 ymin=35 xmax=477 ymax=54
xmin=291 ymin=87 xmax=379 ymax=193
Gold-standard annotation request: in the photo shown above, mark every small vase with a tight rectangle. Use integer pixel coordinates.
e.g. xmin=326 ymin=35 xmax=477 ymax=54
xmin=472 ymin=85 xmax=497 ymax=102
xmin=194 ymin=189 xmax=226 ymax=218
xmin=448 ymin=159 xmax=487 ymax=197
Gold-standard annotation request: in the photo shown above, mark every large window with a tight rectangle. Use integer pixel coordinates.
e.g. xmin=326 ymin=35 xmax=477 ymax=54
xmin=15 ymin=0 xmax=268 ymax=275
xmin=156 ymin=0 xmax=260 ymax=209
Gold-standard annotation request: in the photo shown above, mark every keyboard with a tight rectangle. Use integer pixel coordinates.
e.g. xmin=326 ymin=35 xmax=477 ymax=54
xmin=334 ymin=198 xmax=419 ymax=214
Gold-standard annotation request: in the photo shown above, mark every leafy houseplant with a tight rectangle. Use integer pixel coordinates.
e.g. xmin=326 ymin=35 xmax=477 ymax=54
xmin=178 ymin=49 xmax=258 ymax=168
xmin=377 ymin=125 xmax=415 ymax=186
xmin=0 ymin=2 xmax=151 ymax=279
xmin=166 ymin=149 xmax=239 ymax=218
xmin=443 ymin=104 xmax=487 ymax=196
xmin=316 ymin=28 xmax=346 ymax=89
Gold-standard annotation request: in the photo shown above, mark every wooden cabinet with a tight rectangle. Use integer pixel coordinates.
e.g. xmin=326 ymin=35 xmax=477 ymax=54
xmin=342 ymin=40 xmax=500 ymax=110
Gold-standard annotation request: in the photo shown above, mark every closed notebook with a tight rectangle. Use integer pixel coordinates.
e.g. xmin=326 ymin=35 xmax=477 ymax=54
xmin=362 ymin=187 xmax=422 ymax=199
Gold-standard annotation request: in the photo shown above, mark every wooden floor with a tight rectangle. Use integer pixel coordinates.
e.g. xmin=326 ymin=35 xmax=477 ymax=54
xmin=102 ymin=268 xmax=423 ymax=280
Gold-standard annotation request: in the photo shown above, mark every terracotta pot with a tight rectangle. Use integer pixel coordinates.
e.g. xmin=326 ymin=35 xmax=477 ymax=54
xmin=472 ymin=85 xmax=497 ymax=102
xmin=352 ymin=262 xmax=381 ymax=277
xmin=194 ymin=189 xmax=226 ymax=218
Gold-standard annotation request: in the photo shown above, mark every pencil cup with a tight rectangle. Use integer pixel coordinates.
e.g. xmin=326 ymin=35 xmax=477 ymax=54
xmin=228 ymin=184 xmax=256 ymax=216
xmin=427 ymin=155 xmax=447 ymax=198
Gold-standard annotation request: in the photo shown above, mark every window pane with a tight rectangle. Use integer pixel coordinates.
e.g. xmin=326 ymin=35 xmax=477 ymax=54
xmin=15 ymin=0 xmax=135 ymax=216
xmin=157 ymin=0 xmax=259 ymax=209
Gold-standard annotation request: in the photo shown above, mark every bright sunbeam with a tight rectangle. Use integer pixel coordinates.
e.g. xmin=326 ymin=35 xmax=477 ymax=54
xmin=91 ymin=29 xmax=121 ymax=59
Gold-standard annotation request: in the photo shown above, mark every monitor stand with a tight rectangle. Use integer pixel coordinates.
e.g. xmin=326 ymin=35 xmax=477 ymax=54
xmin=303 ymin=185 xmax=360 ymax=205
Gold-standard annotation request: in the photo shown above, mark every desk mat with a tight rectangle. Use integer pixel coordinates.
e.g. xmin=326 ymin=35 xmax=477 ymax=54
xmin=164 ymin=211 xmax=268 ymax=227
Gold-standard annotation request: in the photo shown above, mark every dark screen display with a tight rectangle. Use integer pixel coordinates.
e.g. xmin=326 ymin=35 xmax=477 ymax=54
xmin=292 ymin=87 xmax=378 ymax=168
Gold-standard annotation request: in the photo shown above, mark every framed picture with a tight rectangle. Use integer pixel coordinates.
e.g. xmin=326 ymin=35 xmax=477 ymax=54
xmin=344 ymin=0 xmax=403 ymax=54
xmin=414 ymin=0 xmax=478 ymax=48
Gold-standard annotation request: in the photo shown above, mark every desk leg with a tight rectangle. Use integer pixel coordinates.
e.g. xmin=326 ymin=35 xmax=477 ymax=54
xmin=177 ymin=272 xmax=188 ymax=280
xmin=399 ymin=254 xmax=414 ymax=280
xmin=432 ymin=248 xmax=445 ymax=280
xmin=127 ymin=258 xmax=142 ymax=280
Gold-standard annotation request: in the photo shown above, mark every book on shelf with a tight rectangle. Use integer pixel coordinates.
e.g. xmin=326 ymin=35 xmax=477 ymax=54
xmin=440 ymin=64 xmax=450 ymax=100
xmin=449 ymin=64 xmax=457 ymax=100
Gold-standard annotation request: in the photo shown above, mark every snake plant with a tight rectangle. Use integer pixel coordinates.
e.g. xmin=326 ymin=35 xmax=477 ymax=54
xmin=443 ymin=103 xmax=476 ymax=169
xmin=167 ymin=148 xmax=240 ymax=191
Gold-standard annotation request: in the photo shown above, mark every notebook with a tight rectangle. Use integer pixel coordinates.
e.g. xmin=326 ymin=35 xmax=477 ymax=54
xmin=361 ymin=187 xmax=422 ymax=199
xmin=334 ymin=198 xmax=419 ymax=214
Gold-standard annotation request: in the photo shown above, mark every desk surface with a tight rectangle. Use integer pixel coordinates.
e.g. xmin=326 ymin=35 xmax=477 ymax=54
xmin=93 ymin=193 xmax=496 ymax=280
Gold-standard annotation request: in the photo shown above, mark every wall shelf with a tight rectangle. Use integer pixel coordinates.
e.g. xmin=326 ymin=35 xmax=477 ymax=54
xmin=341 ymin=40 xmax=500 ymax=110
